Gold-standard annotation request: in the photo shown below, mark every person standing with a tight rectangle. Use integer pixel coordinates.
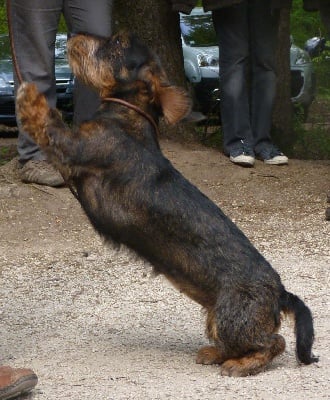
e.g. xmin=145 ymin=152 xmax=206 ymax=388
xmin=171 ymin=0 xmax=291 ymax=167
xmin=7 ymin=0 xmax=113 ymax=185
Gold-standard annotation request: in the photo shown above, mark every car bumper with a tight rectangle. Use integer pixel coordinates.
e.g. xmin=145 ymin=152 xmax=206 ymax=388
xmin=291 ymin=66 xmax=316 ymax=108
xmin=0 ymin=92 xmax=73 ymax=126
xmin=0 ymin=94 xmax=16 ymax=125
xmin=190 ymin=67 xmax=316 ymax=115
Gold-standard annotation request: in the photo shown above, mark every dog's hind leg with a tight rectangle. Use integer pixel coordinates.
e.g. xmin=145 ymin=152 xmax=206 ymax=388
xmin=220 ymin=334 xmax=286 ymax=377
xmin=196 ymin=345 xmax=226 ymax=365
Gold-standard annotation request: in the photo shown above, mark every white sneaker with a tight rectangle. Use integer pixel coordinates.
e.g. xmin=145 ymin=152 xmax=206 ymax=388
xmin=264 ymin=154 xmax=289 ymax=165
xmin=230 ymin=153 xmax=255 ymax=167
xmin=229 ymin=140 xmax=255 ymax=167
xmin=257 ymin=145 xmax=288 ymax=165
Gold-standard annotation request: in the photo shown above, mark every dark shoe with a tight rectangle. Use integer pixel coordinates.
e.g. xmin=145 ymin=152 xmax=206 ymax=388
xmin=0 ymin=366 xmax=38 ymax=400
xmin=19 ymin=160 xmax=65 ymax=187
xmin=229 ymin=140 xmax=255 ymax=167
xmin=256 ymin=144 xmax=288 ymax=165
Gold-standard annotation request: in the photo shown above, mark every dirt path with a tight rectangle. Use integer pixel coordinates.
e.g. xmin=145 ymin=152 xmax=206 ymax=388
xmin=0 ymin=137 xmax=329 ymax=399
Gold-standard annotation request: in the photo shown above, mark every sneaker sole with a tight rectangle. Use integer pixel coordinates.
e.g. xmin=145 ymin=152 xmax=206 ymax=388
xmin=264 ymin=159 xmax=288 ymax=165
xmin=230 ymin=156 xmax=255 ymax=167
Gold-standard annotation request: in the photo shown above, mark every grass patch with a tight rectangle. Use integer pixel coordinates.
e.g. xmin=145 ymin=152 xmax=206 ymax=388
xmin=0 ymin=145 xmax=17 ymax=165
xmin=293 ymin=124 xmax=330 ymax=160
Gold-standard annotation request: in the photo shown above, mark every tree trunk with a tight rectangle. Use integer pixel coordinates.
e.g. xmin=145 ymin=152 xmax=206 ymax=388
xmin=272 ymin=8 xmax=296 ymax=153
xmin=113 ymin=0 xmax=194 ymax=139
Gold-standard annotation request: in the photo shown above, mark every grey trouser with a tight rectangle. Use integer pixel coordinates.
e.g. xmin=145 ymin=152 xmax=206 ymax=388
xmin=7 ymin=0 xmax=113 ymax=163
xmin=212 ymin=0 xmax=280 ymax=154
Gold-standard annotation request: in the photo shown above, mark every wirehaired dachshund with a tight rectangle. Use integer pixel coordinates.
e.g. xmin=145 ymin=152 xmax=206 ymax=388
xmin=16 ymin=31 xmax=318 ymax=376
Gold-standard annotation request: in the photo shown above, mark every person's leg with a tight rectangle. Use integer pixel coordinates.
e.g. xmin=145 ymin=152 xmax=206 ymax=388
xmin=8 ymin=0 xmax=62 ymax=163
xmin=212 ymin=1 xmax=255 ymax=166
xmin=64 ymin=0 xmax=113 ymax=125
xmin=249 ymin=0 xmax=279 ymax=152
xmin=249 ymin=0 xmax=287 ymax=165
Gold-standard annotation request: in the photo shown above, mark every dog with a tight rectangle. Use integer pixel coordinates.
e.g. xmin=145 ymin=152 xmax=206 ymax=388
xmin=16 ymin=31 xmax=318 ymax=376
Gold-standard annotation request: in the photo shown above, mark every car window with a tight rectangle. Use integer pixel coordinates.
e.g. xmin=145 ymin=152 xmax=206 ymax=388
xmin=55 ymin=35 xmax=68 ymax=59
xmin=180 ymin=14 xmax=217 ymax=47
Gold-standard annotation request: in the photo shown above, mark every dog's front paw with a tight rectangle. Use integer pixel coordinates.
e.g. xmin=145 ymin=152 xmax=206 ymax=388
xmin=16 ymin=82 xmax=50 ymax=146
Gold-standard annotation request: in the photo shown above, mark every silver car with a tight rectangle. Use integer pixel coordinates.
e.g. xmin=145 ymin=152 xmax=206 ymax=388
xmin=180 ymin=8 xmax=316 ymax=119
xmin=290 ymin=36 xmax=316 ymax=118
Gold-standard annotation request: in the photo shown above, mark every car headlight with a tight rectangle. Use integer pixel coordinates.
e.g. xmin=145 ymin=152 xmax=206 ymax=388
xmin=295 ymin=49 xmax=311 ymax=65
xmin=197 ymin=54 xmax=219 ymax=67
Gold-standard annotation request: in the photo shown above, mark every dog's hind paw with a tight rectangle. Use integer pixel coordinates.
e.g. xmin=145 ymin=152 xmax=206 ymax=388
xmin=16 ymin=82 xmax=50 ymax=146
xmin=220 ymin=356 xmax=267 ymax=377
xmin=196 ymin=346 xmax=225 ymax=365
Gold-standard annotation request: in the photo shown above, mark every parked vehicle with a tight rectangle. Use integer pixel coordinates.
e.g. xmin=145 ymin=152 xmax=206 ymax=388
xmin=180 ymin=8 xmax=220 ymax=115
xmin=290 ymin=36 xmax=316 ymax=119
xmin=0 ymin=33 xmax=74 ymax=126
xmin=304 ymin=36 xmax=327 ymax=58
xmin=180 ymin=8 xmax=316 ymax=120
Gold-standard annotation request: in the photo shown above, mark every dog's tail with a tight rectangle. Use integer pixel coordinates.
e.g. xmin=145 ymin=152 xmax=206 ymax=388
xmin=280 ymin=290 xmax=318 ymax=364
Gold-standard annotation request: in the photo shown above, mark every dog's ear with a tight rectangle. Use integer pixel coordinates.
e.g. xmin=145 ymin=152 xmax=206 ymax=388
xmin=138 ymin=63 xmax=192 ymax=124
xmin=157 ymin=85 xmax=192 ymax=125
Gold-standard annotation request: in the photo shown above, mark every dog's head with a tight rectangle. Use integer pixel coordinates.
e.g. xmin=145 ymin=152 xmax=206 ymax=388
xmin=67 ymin=32 xmax=191 ymax=124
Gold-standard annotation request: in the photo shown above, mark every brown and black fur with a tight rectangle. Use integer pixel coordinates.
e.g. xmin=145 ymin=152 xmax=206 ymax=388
xmin=16 ymin=32 xmax=318 ymax=376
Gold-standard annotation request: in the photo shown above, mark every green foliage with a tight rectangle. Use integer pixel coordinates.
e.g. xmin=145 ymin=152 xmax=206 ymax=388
xmin=290 ymin=0 xmax=324 ymax=47
xmin=0 ymin=145 xmax=17 ymax=165
xmin=313 ymin=55 xmax=330 ymax=99
xmin=293 ymin=124 xmax=330 ymax=159
xmin=305 ymin=36 xmax=330 ymax=103
xmin=58 ymin=15 xmax=68 ymax=32
xmin=0 ymin=0 xmax=7 ymax=33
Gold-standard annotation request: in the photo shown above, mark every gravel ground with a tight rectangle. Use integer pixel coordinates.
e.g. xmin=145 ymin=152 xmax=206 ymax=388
xmin=0 ymin=137 xmax=329 ymax=399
